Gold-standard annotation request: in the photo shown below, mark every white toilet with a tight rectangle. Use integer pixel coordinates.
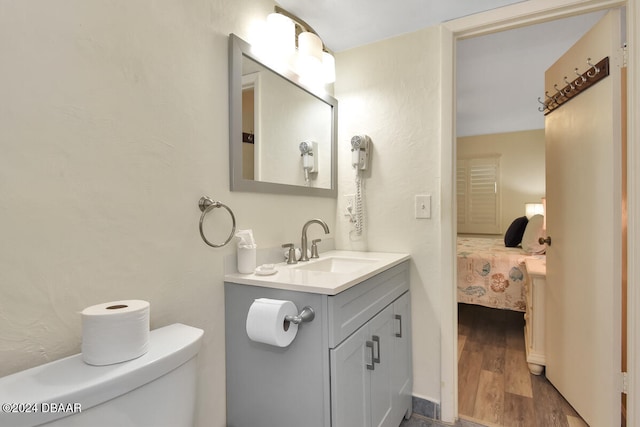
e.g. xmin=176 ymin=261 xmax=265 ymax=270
xmin=0 ymin=323 xmax=203 ymax=427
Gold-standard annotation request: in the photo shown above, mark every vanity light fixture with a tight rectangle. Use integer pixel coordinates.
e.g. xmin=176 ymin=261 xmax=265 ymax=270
xmin=266 ymin=12 xmax=295 ymax=61
xmin=322 ymin=51 xmax=336 ymax=84
xmin=251 ymin=6 xmax=336 ymax=86
xmin=297 ymin=31 xmax=323 ymax=85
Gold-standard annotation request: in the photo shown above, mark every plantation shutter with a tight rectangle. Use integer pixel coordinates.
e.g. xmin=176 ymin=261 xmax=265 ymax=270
xmin=457 ymin=156 xmax=501 ymax=234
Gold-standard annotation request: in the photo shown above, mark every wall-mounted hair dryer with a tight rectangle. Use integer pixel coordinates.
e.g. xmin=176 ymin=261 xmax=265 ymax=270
xmin=351 ymin=135 xmax=371 ymax=170
xmin=299 ymin=141 xmax=318 ymax=182
xmin=348 ymin=134 xmax=372 ymax=238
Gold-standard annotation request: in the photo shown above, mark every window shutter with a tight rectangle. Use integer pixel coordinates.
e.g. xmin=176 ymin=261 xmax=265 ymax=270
xmin=457 ymin=163 xmax=467 ymax=225
xmin=457 ymin=156 xmax=501 ymax=234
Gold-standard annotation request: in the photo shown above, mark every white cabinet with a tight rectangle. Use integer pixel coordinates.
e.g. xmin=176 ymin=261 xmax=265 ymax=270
xmin=330 ymin=294 xmax=411 ymax=427
xmin=524 ymin=257 xmax=546 ymax=375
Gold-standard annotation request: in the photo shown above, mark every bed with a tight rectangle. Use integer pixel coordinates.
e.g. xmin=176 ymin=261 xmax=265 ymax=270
xmin=457 ymin=236 xmax=530 ymax=312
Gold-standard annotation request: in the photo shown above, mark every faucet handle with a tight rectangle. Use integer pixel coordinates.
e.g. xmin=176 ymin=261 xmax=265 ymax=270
xmin=282 ymin=243 xmax=298 ymax=264
xmin=310 ymin=239 xmax=321 ymax=259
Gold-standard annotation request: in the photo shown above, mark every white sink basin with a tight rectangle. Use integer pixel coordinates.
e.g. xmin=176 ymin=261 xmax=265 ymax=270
xmin=292 ymin=256 xmax=380 ymax=273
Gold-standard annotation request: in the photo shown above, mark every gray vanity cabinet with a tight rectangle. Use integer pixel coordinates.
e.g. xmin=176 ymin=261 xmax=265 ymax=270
xmin=225 ymin=261 xmax=411 ymax=427
xmin=391 ymin=293 xmax=412 ymax=420
xmin=331 ymin=293 xmax=411 ymax=427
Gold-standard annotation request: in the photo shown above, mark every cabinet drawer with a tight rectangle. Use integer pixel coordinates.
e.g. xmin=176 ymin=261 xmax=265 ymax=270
xmin=327 ymin=261 xmax=409 ymax=348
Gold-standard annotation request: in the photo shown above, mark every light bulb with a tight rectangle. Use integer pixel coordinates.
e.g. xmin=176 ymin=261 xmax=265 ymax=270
xmin=266 ymin=13 xmax=295 ymax=60
xmin=322 ymin=51 xmax=335 ymax=84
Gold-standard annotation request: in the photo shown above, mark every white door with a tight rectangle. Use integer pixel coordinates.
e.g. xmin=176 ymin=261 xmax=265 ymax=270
xmin=544 ymin=9 xmax=623 ymax=427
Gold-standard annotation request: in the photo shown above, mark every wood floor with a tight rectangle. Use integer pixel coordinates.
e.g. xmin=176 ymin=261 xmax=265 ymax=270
xmin=458 ymin=303 xmax=588 ymax=427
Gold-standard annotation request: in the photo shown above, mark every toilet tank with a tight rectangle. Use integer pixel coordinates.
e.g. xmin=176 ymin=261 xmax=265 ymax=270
xmin=0 ymin=323 xmax=204 ymax=427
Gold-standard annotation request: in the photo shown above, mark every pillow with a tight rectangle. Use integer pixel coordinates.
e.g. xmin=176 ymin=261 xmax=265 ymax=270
xmin=521 ymin=214 xmax=546 ymax=254
xmin=504 ymin=216 xmax=529 ymax=247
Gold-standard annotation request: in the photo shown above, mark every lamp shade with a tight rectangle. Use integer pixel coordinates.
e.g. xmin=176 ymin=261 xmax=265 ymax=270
xmin=266 ymin=13 xmax=295 ymax=58
xmin=525 ymin=202 xmax=544 ymax=219
xmin=298 ymin=32 xmax=323 ymax=61
xmin=322 ymin=51 xmax=336 ymax=83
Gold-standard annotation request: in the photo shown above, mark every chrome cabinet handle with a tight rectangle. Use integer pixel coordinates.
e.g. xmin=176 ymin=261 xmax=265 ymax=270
xmin=372 ymin=335 xmax=381 ymax=364
xmin=395 ymin=314 xmax=402 ymax=338
xmin=366 ymin=341 xmax=375 ymax=370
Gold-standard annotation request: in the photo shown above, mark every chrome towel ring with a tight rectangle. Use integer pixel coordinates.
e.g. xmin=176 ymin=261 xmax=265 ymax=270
xmin=198 ymin=196 xmax=236 ymax=248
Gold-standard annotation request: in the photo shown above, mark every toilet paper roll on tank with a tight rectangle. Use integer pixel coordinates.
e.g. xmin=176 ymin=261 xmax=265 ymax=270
xmin=81 ymin=300 xmax=150 ymax=366
xmin=246 ymin=298 xmax=299 ymax=347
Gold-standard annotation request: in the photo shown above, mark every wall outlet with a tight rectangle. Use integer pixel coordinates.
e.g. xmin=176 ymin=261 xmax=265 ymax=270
xmin=345 ymin=194 xmax=355 ymax=210
xmin=344 ymin=194 xmax=356 ymax=222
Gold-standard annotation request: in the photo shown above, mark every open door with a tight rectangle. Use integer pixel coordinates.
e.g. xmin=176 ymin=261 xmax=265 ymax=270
xmin=544 ymin=9 xmax=623 ymax=427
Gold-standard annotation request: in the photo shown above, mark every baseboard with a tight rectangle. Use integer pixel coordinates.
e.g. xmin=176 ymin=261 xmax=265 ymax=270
xmin=411 ymin=395 xmax=440 ymax=420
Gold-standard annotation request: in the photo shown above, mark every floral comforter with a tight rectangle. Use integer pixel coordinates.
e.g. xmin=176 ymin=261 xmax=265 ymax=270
xmin=457 ymin=237 xmax=528 ymax=312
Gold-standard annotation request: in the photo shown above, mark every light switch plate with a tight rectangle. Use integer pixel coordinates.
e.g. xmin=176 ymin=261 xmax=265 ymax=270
xmin=415 ymin=195 xmax=431 ymax=219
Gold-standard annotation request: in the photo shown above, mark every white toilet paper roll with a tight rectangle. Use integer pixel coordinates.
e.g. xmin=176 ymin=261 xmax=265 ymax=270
xmin=81 ymin=300 xmax=150 ymax=366
xmin=245 ymin=299 xmax=298 ymax=347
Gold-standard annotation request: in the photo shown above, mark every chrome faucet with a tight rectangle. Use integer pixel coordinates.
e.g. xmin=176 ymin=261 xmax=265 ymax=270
xmin=300 ymin=219 xmax=330 ymax=261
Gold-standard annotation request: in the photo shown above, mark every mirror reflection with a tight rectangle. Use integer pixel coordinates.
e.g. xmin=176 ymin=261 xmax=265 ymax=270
xmin=229 ymin=34 xmax=338 ymax=197
xmin=241 ymin=56 xmax=333 ymax=188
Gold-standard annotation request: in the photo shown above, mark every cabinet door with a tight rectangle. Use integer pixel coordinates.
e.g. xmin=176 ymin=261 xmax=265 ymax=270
xmin=330 ymin=296 xmax=412 ymax=427
xmin=330 ymin=324 xmax=371 ymax=427
xmin=391 ymin=292 xmax=412 ymax=421
xmin=369 ymin=305 xmax=395 ymax=427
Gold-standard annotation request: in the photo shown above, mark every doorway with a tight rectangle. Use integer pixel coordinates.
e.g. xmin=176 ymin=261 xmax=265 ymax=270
xmin=454 ymin=11 xmax=604 ymax=426
xmin=438 ymin=0 xmax=636 ymax=423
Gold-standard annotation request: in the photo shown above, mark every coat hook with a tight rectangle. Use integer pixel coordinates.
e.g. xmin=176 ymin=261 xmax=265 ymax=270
xmin=586 ymin=57 xmax=599 ymax=78
xmin=553 ymin=84 xmax=564 ymax=101
xmin=574 ymin=67 xmax=586 ymax=86
xmin=563 ymin=76 xmax=575 ymax=92
xmin=537 ymin=97 xmax=546 ymax=112
xmin=545 ymin=91 xmax=558 ymax=107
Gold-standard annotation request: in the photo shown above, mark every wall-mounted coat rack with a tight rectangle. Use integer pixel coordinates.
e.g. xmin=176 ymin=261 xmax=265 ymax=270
xmin=538 ymin=56 xmax=609 ymax=116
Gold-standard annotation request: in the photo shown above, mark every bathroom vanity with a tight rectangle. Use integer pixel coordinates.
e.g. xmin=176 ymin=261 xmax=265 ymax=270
xmin=224 ymin=251 xmax=412 ymax=427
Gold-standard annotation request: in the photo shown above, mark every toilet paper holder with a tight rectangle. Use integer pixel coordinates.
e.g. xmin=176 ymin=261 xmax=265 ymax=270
xmin=284 ymin=306 xmax=315 ymax=325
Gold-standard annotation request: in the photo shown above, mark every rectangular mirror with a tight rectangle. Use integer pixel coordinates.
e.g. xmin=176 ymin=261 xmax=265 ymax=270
xmin=229 ymin=33 xmax=338 ymax=197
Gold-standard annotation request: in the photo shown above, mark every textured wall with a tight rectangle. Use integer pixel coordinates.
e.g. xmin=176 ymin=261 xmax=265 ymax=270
xmin=334 ymin=27 xmax=445 ymax=403
xmin=0 ymin=1 xmax=337 ymax=426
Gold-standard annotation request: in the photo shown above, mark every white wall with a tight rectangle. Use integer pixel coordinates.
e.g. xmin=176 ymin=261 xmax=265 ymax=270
xmin=0 ymin=2 xmax=337 ymax=426
xmin=335 ymin=27 xmax=445 ymax=403
xmin=458 ymin=129 xmax=546 ymax=234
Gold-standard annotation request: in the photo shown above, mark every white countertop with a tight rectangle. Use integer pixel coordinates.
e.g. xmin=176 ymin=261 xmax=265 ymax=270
xmin=224 ymin=250 xmax=411 ymax=295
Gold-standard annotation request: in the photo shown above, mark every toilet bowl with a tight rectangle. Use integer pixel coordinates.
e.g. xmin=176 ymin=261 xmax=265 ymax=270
xmin=0 ymin=323 xmax=203 ymax=427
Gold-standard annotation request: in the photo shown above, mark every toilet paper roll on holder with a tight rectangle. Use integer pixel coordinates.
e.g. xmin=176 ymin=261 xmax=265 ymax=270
xmin=285 ymin=306 xmax=315 ymax=324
